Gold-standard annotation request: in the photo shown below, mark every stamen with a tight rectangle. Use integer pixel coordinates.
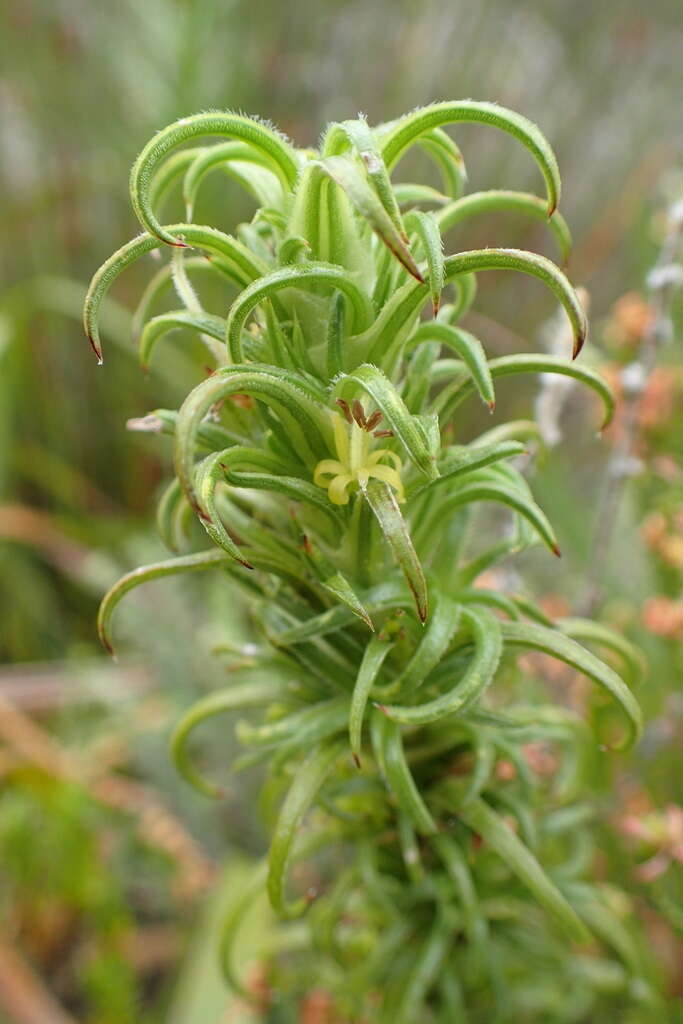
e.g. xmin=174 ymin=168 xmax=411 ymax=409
xmin=335 ymin=398 xmax=353 ymax=424
xmin=352 ymin=399 xmax=367 ymax=428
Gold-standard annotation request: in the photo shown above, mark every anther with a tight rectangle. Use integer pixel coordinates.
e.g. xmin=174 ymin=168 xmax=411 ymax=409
xmin=352 ymin=399 xmax=367 ymax=428
xmin=335 ymin=398 xmax=353 ymax=423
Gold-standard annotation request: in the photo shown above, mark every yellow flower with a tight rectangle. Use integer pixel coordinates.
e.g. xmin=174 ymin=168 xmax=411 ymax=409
xmin=314 ymin=402 xmax=405 ymax=506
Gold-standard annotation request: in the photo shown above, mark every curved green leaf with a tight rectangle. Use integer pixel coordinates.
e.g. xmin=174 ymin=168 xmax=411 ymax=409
xmin=98 ymin=549 xmax=230 ymax=655
xmin=273 ymin=580 xmax=409 ymax=645
xmin=500 ymin=621 xmax=642 ymax=748
xmin=183 ymin=140 xmax=282 ymax=216
xmin=380 ymin=101 xmax=561 ymax=215
xmin=84 ymin=224 xmax=267 ymax=362
xmin=130 ymin=111 xmax=299 ymax=244
xmin=323 ymin=573 xmax=374 ymax=630
xmin=416 ymin=127 xmax=467 ymax=199
xmin=171 ymin=680 xmax=288 ymax=796
xmin=156 ymin=476 xmax=191 ymax=553
xmin=408 ymin=441 xmax=526 ymax=500
xmin=318 ymin=155 xmax=423 ymax=281
xmin=408 ymin=321 xmax=495 ymax=408
xmin=381 ymin=607 xmax=502 ymax=724
xmin=437 ymin=190 xmax=572 ymax=264
xmin=435 ymin=479 xmax=560 ymax=555
xmin=377 ymin=592 xmax=461 ymax=698
xmin=443 ymin=248 xmax=586 ymax=358
xmin=174 ymin=364 xmax=332 ymax=512
xmin=558 ymin=618 xmax=646 ymax=689
xmin=373 ymin=714 xmax=437 ymax=834
xmin=139 ymin=309 xmax=227 ymax=368
xmin=392 ymin=183 xmax=449 ymax=207
xmin=226 ymin=262 xmax=374 ymax=362
xmin=323 ymin=115 xmax=406 ymax=235
xmin=268 ymin=741 xmax=344 ymax=916
xmin=436 ymin=353 xmax=614 ymax=429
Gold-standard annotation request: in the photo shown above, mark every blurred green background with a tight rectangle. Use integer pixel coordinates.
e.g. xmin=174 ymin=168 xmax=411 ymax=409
xmin=1 ymin=1 xmax=682 ymax=1021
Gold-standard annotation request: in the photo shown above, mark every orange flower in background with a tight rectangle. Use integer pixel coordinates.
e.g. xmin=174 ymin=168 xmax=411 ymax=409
xmin=638 ymin=367 xmax=676 ymax=429
xmin=641 ymin=510 xmax=683 ymax=570
xmin=618 ymin=804 xmax=683 ymax=882
xmin=642 ymin=596 xmax=683 ymax=637
xmin=602 ymin=363 xmax=679 ymax=442
xmin=603 ymin=292 xmax=656 ymax=351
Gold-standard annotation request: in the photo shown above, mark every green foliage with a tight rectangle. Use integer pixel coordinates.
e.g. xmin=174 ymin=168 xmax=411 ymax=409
xmin=86 ymin=103 xmax=654 ymax=1020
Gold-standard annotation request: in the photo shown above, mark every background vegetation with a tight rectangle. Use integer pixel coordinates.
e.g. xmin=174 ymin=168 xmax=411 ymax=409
xmin=1 ymin=1 xmax=682 ymax=1020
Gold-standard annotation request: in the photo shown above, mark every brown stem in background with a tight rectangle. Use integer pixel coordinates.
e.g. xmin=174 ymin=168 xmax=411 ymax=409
xmin=0 ymin=935 xmax=77 ymax=1024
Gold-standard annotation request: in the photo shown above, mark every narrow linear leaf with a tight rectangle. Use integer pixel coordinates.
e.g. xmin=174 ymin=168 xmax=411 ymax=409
xmin=323 ymin=573 xmax=374 ymax=630
xmin=382 ymin=606 xmax=502 ymax=724
xmin=394 ymin=914 xmax=451 ymax=1024
xmin=500 ymin=620 xmax=642 ymax=748
xmin=174 ymin=364 xmax=331 ymax=513
xmin=324 ymin=116 xmax=407 ymax=236
xmin=319 ymin=155 xmax=423 ymax=281
xmin=183 ymin=140 xmax=281 ymax=216
xmin=408 ymin=441 xmax=526 ymax=500
xmin=436 ymin=480 xmax=560 ymax=555
xmin=432 ymin=834 xmax=488 ymax=950
xmin=98 ymin=549 xmax=230 ymax=655
xmin=404 ymin=210 xmax=445 ymax=314
xmin=392 ymin=183 xmax=449 ymax=207
xmin=139 ymin=310 xmax=227 ymax=369
xmin=436 ymin=353 xmax=614 ymax=429
xmin=362 ymin=478 xmax=428 ymax=622
xmin=130 ymin=111 xmax=299 ymax=245
xmin=558 ymin=617 xmax=646 ymax=688
xmin=437 ymin=190 xmax=572 ymax=264
xmin=193 ymin=452 xmax=253 ymax=567
xmin=452 ymin=792 xmax=590 ymax=942
xmin=380 ymin=100 xmax=561 ymax=216
xmin=84 ymin=224 xmax=266 ymax=362
xmin=374 ymin=715 xmax=437 ymax=834
xmin=268 ymin=742 xmax=344 ymax=917
xmin=226 ymin=262 xmax=374 ymax=362
xmin=349 ymin=635 xmax=393 ymax=762
xmin=377 ymin=592 xmax=461 ymax=698
xmin=443 ymin=248 xmax=586 ymax=357
xmin=273 ymin=580 xmax=410 ymax=645
xmin=171 ymin=681 xmax=287 ymax=797
xmin=408 ymin=321 xmax=495 ymax=408
xmin=156 ymin=477 xmax=191 ymax=553
xmin=417 ymin=127 xmax=467 ymax=199
xmin=237 ymin=697 xmax=348 ymax=752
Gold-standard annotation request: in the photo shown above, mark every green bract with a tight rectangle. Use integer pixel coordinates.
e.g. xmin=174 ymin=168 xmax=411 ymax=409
xmin=86 ymin=104 xmax=650 ymax=1020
